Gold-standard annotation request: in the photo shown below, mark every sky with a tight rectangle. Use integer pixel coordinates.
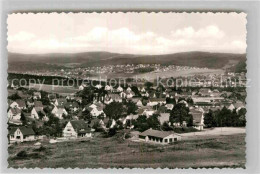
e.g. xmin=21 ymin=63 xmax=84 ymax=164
xmin=7 ymin=12 xmax=247 ymax=55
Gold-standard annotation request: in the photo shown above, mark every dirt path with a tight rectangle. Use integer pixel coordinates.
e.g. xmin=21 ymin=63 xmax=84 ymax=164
xmin=181 ymin=127 xmax=246 ymax=140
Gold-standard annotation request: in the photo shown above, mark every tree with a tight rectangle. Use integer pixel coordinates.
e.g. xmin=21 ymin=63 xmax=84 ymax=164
xmin=132 ymin=115 xmax=149 ymax=132
xmin=187 ymin=114 xmax=194 ymax=127
xmin=170 ymin=103 xmax=189 ymax=126
xmin=144 ymin=82 xmax=153 ymax=90
xmin=204 ymin=109 xmax=216 ymax=127
xmin=20 ymin=112 xmax=27 ymax=125
xmin=126 ymin=101 xmax=138 ymax=115
xmin=8 ymin=93 xmax=21 ymax=100
xmin=81 ymin=109 xmax=92 ymax=121
xmin=161 ymin=122 xmax=173 ymax=131
xmin=238 ymin=108 xmax=246 ymax=126
xmin=104 ymin=102 xmax=125 ymax=120
xmin=147 ymin=114 xmax=160 ymax=130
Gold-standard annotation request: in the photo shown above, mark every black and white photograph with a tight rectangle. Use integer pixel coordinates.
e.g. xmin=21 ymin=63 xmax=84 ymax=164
xmin=7 ymin=12 xmax=247 ymax=168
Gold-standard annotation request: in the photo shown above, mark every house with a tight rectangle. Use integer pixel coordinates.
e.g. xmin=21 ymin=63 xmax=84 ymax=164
xmin=95 ymin=84 xmax=102 ymax=89
xmin=51 ymin=106 xmax=68 ymax=119
xmin=110 ymin=94 xmax=122 ymax=103
xmin=33 ymin=92 xmax=41 ymax=99
xmin=143 ymin=108 xmax=155 ymax=117
xmin=105 ymin=85 xmax=112 ymax=91
xmin=233 ymin=102 xmax=246 ymax=112
xmin=48 ymin=93 xmax=57 ymax=101
xmin=27 ymin=99 xmax=34 ymax=108
xmin=90 ymin=107 xmax=105 ymax=118
xmin=10 ymin=99 xmax=26 ymax=109
xmin=158 ymin=113 xmax=170 ymax=125
xmin=122 ymin=114 xmax=139 ymax=126
xmin=227 ymin=103 xmax=235 ymax=111
xmin=139 ymin=129 xmax=181 ymax=144
xmin=136 ymin=100 xmax=143 ymax=107
xmin=8 ymin=108 xmax=21 ymax=120
xmin=198 ymin=88 xmax=212 ymax=97
xmin=54 ymin=98 xmax=67 ymax=106
xmin=189 ymin=109 xmax=204 ymax=130
xmin=126 ymin=90 xmax=135 ymax=98
xmin=147 ymin=98 xmax=166 ymax=106
xmin=75 ymin=97 xmax=82 ymax=103
xmin=165 ymin=104 xmax=174 ymax=110
xmin=9 ymin=126 xmax=36 ymax=143
xmin=79 ymin=84 xmax=85 ymax=91
xmin=34 ymin=101 xmax=43 ymax=110
xmin=31 ymin=107 xmax=47 ymax=120
xmin=63 ymin=120 xmax=92 ymax=138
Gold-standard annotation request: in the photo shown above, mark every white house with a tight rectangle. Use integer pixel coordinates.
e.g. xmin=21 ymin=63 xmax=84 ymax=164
xmin=136 ymin=100 xmax=143 ymax=107
xmin=9 ymin=126 xmax=36 ymax=143
xmin=105 ymin=85 xmax=112 ymax=91
xmin=117 ymin=86 xmax=123 ymax=92
xmin=8 ymin=108 xmax=21 ymax=120
xmin=90 ymin=107 xmax=105 ymax=118
xmin=189 ymin=109 xmax=204 ymax=130
xmin=51 ymin=106 xmax=68 ymax=119
xmin=139 ymin=129 xmax=181 ymax=144
xmin=10 ymin=100 xmax=26 ymax=109
xmin=31 ymin=107 xmax=47 ymax=120
xmin=63 ymin=120 xmax=92 ymax=138
xmin=33 ymin=92 xmax=41 ymax=99
xmin=147 ymin=98 xmax=166 ymax=106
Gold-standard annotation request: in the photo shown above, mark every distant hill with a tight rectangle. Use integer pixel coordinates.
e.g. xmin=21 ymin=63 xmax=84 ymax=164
xmin=8 ymin=51 xmax=246 ymax=72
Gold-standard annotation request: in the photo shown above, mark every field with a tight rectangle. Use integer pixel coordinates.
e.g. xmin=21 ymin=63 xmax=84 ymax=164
xmin=8 ymin=133 xmax=245 ymax=168
xmin=135 ymin=68 xmax=224 ymax=81
xmin=25 ymin=84 xmax=79 ymax=95
xmin=85 ymin=68 xmax=224 ymax=81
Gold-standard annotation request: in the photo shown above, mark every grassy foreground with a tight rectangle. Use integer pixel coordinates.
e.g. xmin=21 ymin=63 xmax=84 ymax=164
xmin=8 ymin=133 xmax=245 ymax=169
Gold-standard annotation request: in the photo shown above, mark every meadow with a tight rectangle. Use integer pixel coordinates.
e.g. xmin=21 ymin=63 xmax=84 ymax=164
xmin=8 ymin=133 xmax=245 ymax=168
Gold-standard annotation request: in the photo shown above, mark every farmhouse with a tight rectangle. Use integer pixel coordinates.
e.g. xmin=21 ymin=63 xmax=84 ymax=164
xmin=31 ymin=107 xmax=47 ymax=120
xmin=10 ymin=99 xmax=26 ymax=109
xmin=9 ymin=126 xmax=36 ymax=143
xmin=34 ymin=101 xmax=43 ymax=110
xmin=8 ymin=107 xmax=21 ymax=120
xmin=51 ymin=106 xmax=68 ymax=119
xmin=33 ymin=92 xmax=42 ymax=99
xmin=63 ymin=120 xmax=92 ymax=138
xmin=189 ymin=109 xmax=204 ymax=130
xmin=139 ymin=129 xmax=181 ymax=144
xmin=147 ymin=98 xmax=166 ymax=106
xmin=54 ymin=98 xmax=67 ymax=106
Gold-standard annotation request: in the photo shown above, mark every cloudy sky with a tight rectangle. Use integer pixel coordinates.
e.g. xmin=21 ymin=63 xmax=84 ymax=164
xmin=8 ymin=12 xmax=247 ymax=55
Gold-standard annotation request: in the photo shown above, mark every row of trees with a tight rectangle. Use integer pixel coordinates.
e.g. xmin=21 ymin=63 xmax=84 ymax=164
xmin=204 ymin=107 xmax=246 ymax=127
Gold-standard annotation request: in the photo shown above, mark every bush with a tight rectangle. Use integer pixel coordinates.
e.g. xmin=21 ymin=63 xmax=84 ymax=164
xmin=16 ymin=150 xmax=28 ymax=158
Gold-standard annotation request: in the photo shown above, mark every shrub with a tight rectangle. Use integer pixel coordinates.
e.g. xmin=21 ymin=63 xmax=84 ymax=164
xmin=16 ymin=150 xmax=28 ymax=158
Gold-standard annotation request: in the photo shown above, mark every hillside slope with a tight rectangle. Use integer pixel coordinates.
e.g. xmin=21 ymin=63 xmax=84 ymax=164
xmin=8 ymin=51 xmax=246 ymax=71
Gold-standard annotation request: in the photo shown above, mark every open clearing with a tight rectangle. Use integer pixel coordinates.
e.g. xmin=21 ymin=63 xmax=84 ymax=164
xmin=135 ymin=68 xmax=224 ymax=81
xmin=8 ymin=133 xmax=245 ymax=168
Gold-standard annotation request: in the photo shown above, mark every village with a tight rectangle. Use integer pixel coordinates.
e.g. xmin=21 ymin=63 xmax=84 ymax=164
xmin=7 ymin=71 xmax=247 ymax=147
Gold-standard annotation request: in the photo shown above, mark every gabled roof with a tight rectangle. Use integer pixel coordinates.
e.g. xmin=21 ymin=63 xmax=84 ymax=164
xmin=15 ymin=99 xmax=26 ymax=107
xmin=139 ymin=129 xmax=174 ymax=138
xmin=9 ymin=126 xmax=35 ymax=136
xmin=9 ymin=108 xmax=21 ymax=115
xmin=69 ymin=120 xmax=90 ymax=133
xmin=34 ymin=101 xmax=43 ymax=108
xmin=34 ymin=107 xmax=46 ymax=115
xmin=233 ymin=102 xmax=245 ymax=108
